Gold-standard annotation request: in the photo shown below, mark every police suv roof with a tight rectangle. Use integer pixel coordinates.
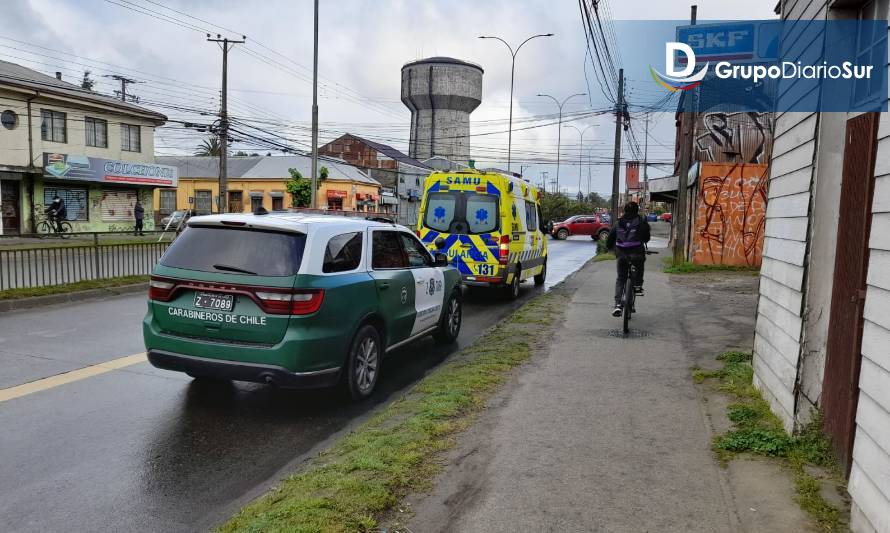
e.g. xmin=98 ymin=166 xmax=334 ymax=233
xmin=186 ymin=212 xmax=401 ymax=234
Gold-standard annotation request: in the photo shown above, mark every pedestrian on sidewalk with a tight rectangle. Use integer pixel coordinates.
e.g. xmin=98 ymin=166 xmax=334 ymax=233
xmin=606 ymin=201 xmax=650 ymax=317
xmin=134 ymin=200 xmax=144 ymax=236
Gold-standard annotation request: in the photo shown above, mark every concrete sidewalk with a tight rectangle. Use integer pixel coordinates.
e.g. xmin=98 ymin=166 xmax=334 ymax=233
xmin=404 ymin=253 xmax=806 ymax=532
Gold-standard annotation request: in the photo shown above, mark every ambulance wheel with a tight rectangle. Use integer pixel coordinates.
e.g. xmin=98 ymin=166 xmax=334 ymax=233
xmin=534 ymin=261 xmax=547 ymax=286
xmin=505 ymin=268 xmax=521 ymax=300
xmin=344 ymin=324 xmax=381 ymax=400
xmin=556 ymin=228 xmax=569 ymax=240
xmin=434 ymin=291 xmax=462 ymax=344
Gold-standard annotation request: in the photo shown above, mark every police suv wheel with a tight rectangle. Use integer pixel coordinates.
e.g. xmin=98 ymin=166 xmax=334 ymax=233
xmin=434 ymin=292 xmax=462 ymax=344
xmin=345 ymin=324 xmax=381 ymax=400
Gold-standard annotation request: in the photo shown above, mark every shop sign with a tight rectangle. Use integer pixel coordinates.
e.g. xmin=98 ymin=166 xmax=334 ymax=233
xmin=43 ymin=153 xmax=178 ymax=187
xmin=326 ymin=189 xmax=347 ymax=199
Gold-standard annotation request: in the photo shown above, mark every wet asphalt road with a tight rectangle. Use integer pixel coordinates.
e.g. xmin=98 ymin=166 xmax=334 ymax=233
xmin=0 ymin=237 xmax=597 ymax=533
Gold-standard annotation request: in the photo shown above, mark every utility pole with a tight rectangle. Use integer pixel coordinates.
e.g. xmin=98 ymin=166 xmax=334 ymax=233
xmin=310 ymin=0 xmax=320 ymax=209
xmin=104 ymin=74 xmax=139 ymax=102
xmin=610 ymin=68 xmax=625 ymax=225
xmin=207 ymin=34 xmax=246 ymax=214
xmin=642 ymin=112 xmax=649 ymax=210
xmin=673 ymin=6 xmax=696 ymax=263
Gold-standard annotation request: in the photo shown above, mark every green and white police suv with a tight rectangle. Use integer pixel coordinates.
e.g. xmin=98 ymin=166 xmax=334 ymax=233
xmin=143 ymin=212 xmax=463 ymax=399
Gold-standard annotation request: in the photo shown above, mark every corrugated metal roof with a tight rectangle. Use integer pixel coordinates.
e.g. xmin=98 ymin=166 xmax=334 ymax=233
xmin=0 ymin=60 xmax=167 ymax=123
xmin=156 ymin=154 xmax=381 ymax=185
xmin=329 ymin=134 xmax=431 ymax=170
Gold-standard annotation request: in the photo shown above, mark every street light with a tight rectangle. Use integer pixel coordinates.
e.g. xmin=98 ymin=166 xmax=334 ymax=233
xmin=479 ymin=33 xmax=554 ymax=172
xmin=563 ymin=124 xmax=598 ymax=199
xmin=538 ymin=92 xmax=586 ymax=195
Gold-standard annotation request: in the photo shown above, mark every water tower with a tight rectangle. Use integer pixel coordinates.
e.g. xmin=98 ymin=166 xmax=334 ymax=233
xmin=401 ymin=57 xmax=483 ymax=163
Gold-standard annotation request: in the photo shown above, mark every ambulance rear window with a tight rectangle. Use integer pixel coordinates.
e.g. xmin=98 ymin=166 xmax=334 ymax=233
xmin=424 ymin=191 xmax=498 ymax=234
xmin=466 ymin=194 xmax=498 ymax=233
xmin=425 ymin=193 xmax=456 ymax=232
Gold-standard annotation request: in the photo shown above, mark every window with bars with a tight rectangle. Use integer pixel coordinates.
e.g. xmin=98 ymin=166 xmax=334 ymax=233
xmin=43 ymin=186 xmax=87 ymax=221
xmin=40 ymin=109 xmax=66 ymax=143
xmin=159 ymin=189 xmax=176 ymax=215
xmin=85 ymin=117 xmax=108 ymax=148
xmin=121 ymin=124 xmax=141 ymax=152
xmin=195 ymin=190 xmax=213 ymax=214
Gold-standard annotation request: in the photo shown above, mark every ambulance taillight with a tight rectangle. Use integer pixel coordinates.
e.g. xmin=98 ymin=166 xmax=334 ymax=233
xmin=498 ymin=235 xmax=510 ymax=265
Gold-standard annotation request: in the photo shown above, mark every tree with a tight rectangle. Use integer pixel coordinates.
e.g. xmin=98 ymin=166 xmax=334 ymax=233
xmin=81 ymin=71 xmax=96 ymax=91
xmin=317 ymin=166 xmax=329 ymax=189
xmin=195 ymin=137 xmax=221 ymax=156
xmin=286 ymin=168 xmax=312 ymax=207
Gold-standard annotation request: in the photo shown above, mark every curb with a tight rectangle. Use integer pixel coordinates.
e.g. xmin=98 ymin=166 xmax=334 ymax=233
xmin=0 ymin=283 xmax=148 ymax=313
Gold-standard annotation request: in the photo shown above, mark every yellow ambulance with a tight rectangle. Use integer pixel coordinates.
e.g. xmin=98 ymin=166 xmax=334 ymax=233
xmin=416 ymin=168 xmax=547 ymax=299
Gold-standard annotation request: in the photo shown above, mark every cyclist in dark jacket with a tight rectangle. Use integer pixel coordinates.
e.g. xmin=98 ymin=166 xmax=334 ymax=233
xmin=606 ymin=201 xmax=651 ymax=317
xmin=45 ymin=195 xmax=67 ymax=233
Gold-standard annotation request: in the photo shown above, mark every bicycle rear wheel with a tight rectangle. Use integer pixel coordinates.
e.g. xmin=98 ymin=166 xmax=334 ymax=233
xmin=58 ymin=221 xmax=73 ymax=239
xmin=622 ymin=277 xmax=634 ymax=334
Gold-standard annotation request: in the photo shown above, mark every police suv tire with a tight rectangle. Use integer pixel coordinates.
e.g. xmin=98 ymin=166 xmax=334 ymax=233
xmin=433 ymin=291 xmax=462 ymax=344
xmin=534 ymin=260 xmax=547 ymax=286
xmin=344 ymin=324 xmax=382 ymax=401
xmin=556 ymin=228 xmax=569 ymax=240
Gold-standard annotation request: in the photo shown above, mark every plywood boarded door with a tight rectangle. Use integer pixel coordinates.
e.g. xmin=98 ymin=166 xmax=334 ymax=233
xmin=822 ymin=112 xmax=879 ymax=473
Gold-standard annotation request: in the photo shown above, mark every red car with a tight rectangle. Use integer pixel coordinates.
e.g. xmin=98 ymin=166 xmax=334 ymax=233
xmin=660 ymin=212 xmax=673 ymax=222
xmin=550 ymin=214 xmax=610 ymax=241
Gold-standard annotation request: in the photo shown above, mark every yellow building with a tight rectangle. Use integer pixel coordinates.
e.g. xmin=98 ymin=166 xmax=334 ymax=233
xmin=154 ymin=155 xmax=382 ymax=217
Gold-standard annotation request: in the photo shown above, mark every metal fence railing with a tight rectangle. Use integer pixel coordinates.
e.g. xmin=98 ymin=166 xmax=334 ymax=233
xmin=0 ymin=231 xmax=172 ymax=291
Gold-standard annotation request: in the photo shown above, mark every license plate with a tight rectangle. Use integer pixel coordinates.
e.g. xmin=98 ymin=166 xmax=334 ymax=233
xmin=193 ymin=292 xmax=234 ymax=311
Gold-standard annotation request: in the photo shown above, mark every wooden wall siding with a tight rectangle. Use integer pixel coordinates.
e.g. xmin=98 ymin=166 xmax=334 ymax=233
xmin=850 ymin=136 xmax=890 ymax=531
xmin=752 ymin=0 xmax=827 ymax=430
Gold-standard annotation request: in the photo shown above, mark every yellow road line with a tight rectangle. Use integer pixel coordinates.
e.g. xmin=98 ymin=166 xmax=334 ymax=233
xmin=0 ymin=353 xmax=147 ymax=403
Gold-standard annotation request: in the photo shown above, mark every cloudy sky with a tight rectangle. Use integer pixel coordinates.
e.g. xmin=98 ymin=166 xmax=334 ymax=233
xmin=5 ymin=0 xmax=778 ymax=196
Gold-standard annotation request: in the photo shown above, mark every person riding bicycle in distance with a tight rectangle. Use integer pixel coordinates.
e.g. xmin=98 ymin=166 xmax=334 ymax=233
xmin=45 ymin=195 xmax=67 ymax=233
xmin=606 ymin=201 xmax=651 ymax=317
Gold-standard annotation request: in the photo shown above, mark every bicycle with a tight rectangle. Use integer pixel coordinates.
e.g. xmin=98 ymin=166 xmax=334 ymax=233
xmin=36 ymin=214 xmax=73 ymax=239
xmin=620 ymin=249 xmax=658 ymax=334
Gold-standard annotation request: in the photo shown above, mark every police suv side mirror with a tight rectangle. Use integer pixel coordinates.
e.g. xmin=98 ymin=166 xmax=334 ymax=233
xmin=434 ymin=237 xmax=446 ymax=250
xmin=434 ymin=253 xmax=449 ymax=267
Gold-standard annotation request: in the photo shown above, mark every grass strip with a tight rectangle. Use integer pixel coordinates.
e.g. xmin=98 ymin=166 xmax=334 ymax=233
xmin=220 ymin=291 xmax=568 ymax=533
xmin=593 ymin=252 xmax=616 ymax=262
xmin=693 ymin=351 xmax=845 ymax=531
xmin=663 ymin=259 xmax=759 ymax=275
xmin=0 ymin=275 xmax=148 ymax=301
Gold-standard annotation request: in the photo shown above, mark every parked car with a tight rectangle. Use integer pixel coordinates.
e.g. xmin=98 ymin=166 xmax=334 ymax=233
xmin=143 ymin=213 xmax=463 ymax=400
xmin=646 ymin=213 xmax=658 ymax=222
xmin=660 ymin=212 xmax=673 ymax=222
xmin=159 ymin=209 xmax=195 ymax=229
xmin=550 ymin=214 xmax=610 ymax=241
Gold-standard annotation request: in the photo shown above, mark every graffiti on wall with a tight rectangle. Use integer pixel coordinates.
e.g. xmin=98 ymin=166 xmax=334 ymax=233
xmin=692 ymin=163 xmax=768 ymax=267
xmin=696 ymin=112 xmax=772 ymax=164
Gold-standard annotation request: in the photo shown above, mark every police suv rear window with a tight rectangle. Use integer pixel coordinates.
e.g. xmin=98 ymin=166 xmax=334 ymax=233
xmin=323 ymin=232 xmax=362 ymax=273
xmin=160 ymin=226 xmax=306 ymax=276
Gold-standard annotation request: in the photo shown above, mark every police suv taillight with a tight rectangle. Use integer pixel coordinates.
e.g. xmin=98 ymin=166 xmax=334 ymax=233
xmin=255 ymin=289 xmax=325 ymax=315
xmin=148 ymin=276 xmax=176 ymax=301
